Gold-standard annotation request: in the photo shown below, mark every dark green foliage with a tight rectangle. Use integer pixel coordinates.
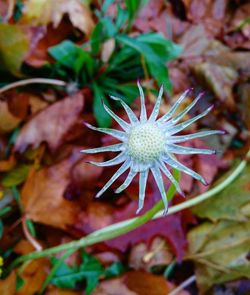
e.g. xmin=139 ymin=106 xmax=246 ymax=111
xmin=47 ymin=1 xmax=182 ymax=127
xmin=50 ymin=251 xmax=124 ymax=295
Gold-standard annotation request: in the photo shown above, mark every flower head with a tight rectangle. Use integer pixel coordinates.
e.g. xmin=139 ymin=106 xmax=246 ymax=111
xmin=81 ymin=82 xmax=223 ymax=214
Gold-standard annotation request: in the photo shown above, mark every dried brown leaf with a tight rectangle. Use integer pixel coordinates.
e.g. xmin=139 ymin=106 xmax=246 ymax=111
xmin=15 ymin=91 xmax=84 ymax=152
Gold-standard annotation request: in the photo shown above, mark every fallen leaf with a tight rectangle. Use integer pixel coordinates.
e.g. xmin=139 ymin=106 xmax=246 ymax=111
xmin=187 ymin=220 xmax=250 ymax=293
xmin=25 ymin=22 xmax=74 ymax=67
xmin=0 ymin=100 xmax=21 ymax=133
xmin=0 ymin=24 xmax=29 ymax=76
xmin=124 ymin=271 xmax=173 ymax=295
xmin=21 ymin=0 xmax=94 ymax=36
xmin=192 ymin=165 xmax=250 ymax=222
xmin=187 ymin=165 xmax=250 ymax=292
xmin=179 ymin=25 xmax=210 ymax=58
xmin=16 ymin=258 xmax=50 ymax=295
xmin=238 ymin=83 xmax=250 ymax=129
xmin=0 ymin=153 xmax=16 ymax=172
xmin=45 ymin=287 xmax=81 ymax=295
xmin=192 ymin=62 xmax=238 ymax=108
xmin=0 ymin=271 xmax=16 ymax=295
xmin=76 ymin=202 xmax=187 ymax=261
xmin=15 ymin=91 xmax=84 ymax=152
xmin=20 ymin=149 xmax=82 ymax=230
xmin=184 ymin=0 xmax=227 ymax=37
xmin=129 ymin=237 xmax=174 ymax=271
xmin=92 ymin=276 xmax=137 ymax=295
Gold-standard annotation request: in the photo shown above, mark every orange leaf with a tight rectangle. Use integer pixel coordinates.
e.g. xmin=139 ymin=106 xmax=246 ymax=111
xmin=0 ymin=271 xmax=16 ymax=295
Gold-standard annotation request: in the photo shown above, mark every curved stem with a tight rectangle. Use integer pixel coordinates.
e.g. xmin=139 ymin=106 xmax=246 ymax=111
xmin=0 ymin=78 xmax=66 ymax=94
xmin=154 ymin=152 xmax=250 ymax=218
xmin=7 ymin=152 xmax=249 ymax=272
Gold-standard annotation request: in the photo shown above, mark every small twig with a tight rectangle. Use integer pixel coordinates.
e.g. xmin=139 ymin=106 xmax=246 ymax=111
xmin=0 ymin=78 xmax=66 ymax=94
xmin=168 ymin=275 xmax=196 ymax=295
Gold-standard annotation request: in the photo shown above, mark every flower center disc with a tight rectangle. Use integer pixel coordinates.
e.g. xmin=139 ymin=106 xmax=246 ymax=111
xmin=127 ymin=123 xmax=165 ymax=164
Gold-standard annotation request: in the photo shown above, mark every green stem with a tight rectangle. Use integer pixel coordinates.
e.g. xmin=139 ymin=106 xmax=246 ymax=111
xmin=7 ymin=152 xmax=249 ymax=272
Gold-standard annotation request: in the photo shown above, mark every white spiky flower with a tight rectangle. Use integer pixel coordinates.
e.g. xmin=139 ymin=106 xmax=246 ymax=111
xmin=81 ymin=82 xmax=223 ymax=214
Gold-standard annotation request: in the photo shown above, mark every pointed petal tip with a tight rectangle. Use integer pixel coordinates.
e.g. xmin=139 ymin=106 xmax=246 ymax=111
xmin=203 ymin=180 xmax=209 ymax=186
xmin=83 ymin=121 xmax=92 ymax=129
xmin=220 ymin=129 xmax=228 ymax=135
xmin=208 ymin=104 xmax=214 ymax=111
xmin=136 ymin=207 xmax=142 ymax=215
xmin=179 ymin=191 xmax=186 ymax=198
xmin=110 ymin=95 xmax=118 ymax=101
xmin=95 ymin=192 xmax=102 ymax=198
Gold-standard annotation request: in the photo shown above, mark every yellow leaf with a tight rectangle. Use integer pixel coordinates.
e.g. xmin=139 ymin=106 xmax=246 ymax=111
xmin=0 ymin=24 xmax=29 ymax=76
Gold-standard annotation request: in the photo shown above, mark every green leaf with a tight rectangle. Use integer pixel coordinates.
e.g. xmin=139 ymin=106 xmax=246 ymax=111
xmin=49 ymin=40 xmax=94 ymax=75
xmin=0 ymin=24 xmax=29 ymax=76
xmin=92 ymin=82 xmax=112 ymax=127
xmin=125 ymin=0 xmax=148 ymax=28
xmin=116 ymin=34 xmax=172 ymax=90
xmin=90 ymin=22 xmax=103 ymax=55
xmin=1 ymin=165 xmax=30 ymax=187
xmin=0 ymin=206 xmax=12 ymax=218
xmin=11 ymin=187 xmax=23 ymax=211
xmin=137 ymin=33 xmax=183 ymax=62
xmin=104 ymin=262 xmax=125 ymax=279
xmin=192 ymin=164 xmax=250 ymax=222
xmin=25 ymin=219 xmax=36 ymax=237
xmin=112 ymin=83 xmax=139 ymax=104
xmin=102 ymin=0 xmax=115 ymax=13
xmin=16 ymin=274 xmax=25 ymax=291
xmin=51 ymin=251 xmax=104 ymax=295
xmin=115 ymin=5 xmax=129 ymax=30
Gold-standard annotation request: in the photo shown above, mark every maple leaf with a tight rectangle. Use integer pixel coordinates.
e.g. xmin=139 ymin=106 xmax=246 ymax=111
xmin=15 ymin=91 xmax=84 ymax=152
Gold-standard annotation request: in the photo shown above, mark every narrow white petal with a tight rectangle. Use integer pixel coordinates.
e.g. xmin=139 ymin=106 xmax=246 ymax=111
xmin=172 ymin=92 xmax=203 ymax=124
xmin=89 ymin=152 xmax=126 ymax=167
xmin=85 ymin=122 xmax=127 ymax=141
xmin=102 ymin=101 xmax=130 ymax=131
xmin=110 ymin=96 xmax=139 ymax=125
xmin=158 ymin=161 xmax=184 ymax=197
xmin=80 ymin=143 xmax=124 ymax=154
xmin=166 ymin=144 xmax=216 ymax=155
xmin=137 ymin=81 xmax=147 ymax=122
xmin=151 ymin=166 xmax=168 ymax=215
xmin=167 ymin=105 xmax=214 ymax=135
xmin=164 ymin=154 xmax=207 ymax=185
xmin=115 ymin=169 xmax=137 ymax=193
xmin=158 ymin=88 xmax=192 ymax=123
xmin=149 ymin=85 xmax=164 ymax=122
xmin=167 ymin=130 xmax=224 ymax=143
xmin=136 ymin=170 xmax=148 ymax=214
xmin=96 ymin=160 xmax=130 ymax=198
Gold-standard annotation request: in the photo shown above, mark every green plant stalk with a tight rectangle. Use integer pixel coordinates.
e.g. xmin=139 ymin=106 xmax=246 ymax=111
xmin=7 ymin=152 xmax=249 ymax=272
xmin=8 ymin=184 xmax=173 ymax=272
